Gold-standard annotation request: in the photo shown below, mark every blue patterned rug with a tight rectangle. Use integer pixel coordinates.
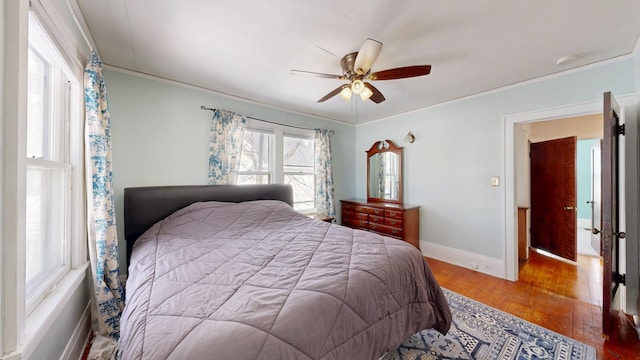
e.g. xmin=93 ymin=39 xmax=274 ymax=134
xmin=383 ymin=289 xmax=596 ymax=360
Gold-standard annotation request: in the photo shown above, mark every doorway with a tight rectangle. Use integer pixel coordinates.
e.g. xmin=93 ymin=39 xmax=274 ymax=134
xmin=504 ymin=100 xmax=607 ymax=282
xmin=505 ymin=94 xmax=635 ymax=338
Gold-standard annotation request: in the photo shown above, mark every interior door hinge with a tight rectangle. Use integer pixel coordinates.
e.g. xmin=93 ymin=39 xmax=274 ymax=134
xmin=616 ymin=124 xmax=625 ymax=136
xmin=615 ymin=273 xmax=626 ymax=286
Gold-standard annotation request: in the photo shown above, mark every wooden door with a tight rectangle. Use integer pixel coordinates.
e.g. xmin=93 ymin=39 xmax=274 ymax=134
xmin=601 ymin=91 xmax=624 ymax=338
xmin=530 ymin=137 xmax=577 ymax=261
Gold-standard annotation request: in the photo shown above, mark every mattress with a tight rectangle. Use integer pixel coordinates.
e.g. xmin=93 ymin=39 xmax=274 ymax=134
xmin=118 ymin=200 xmax=451 ymax=359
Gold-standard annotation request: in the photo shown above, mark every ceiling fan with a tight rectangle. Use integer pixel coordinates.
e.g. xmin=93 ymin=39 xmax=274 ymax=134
xmin=290 ymin=39 xmax=431 ymax=104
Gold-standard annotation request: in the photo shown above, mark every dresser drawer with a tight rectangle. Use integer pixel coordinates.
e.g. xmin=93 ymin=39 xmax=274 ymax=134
xmin=342 ymin=210 xmax=354 ymax=220
xmin=384 ymin=217 xmax=403 ymax=227
xmin=345 ymin=218 xmax=369 ymax=229
xmin=384 ymin=209 xmax=403 ymax=219
xmin=369 ymin=222 xmax=403 ymax=238
xmin=353 ymin=212 xmax=369 ymax=221
xmin=368 ymin=214 xmax=384 ymax=224
xmin=355 ymin=205 xmax=385 ymax=216
xmin=343 ymin=202 xmax=356 ymax=211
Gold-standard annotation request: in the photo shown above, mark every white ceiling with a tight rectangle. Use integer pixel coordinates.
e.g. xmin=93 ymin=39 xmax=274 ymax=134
xmin=76 ymin=0 xmax=640 ymax=125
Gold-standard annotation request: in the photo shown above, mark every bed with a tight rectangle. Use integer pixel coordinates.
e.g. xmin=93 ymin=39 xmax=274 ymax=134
xmin=119 ymin=184 xmax=451 ymax=359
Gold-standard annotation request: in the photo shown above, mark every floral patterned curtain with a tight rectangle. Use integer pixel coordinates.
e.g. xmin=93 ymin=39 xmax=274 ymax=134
xmin=208 ymin=109 xmax=246 ymax=184
xmin=315 ymin=129 xmax=335 ymax=217
xmin=84 ymin=51 xmax=125 ymax=348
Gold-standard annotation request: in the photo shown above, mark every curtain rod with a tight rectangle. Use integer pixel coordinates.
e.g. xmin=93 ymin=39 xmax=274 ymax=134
xmin=200 ymin=106 xmax=334 ymax=134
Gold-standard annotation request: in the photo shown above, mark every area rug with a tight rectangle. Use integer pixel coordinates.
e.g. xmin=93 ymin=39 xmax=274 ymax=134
xmin=383 ymin=289 xmax=596 ymax=360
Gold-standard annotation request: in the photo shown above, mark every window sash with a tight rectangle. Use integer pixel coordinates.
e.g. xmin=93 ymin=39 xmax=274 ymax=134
xmin=283 ymin=134 xmax=316 ymax=212
xmin=239 ymin=129 xmax=272 ymax=173
xmin=24 ymin=159 xmax=71 ymax=314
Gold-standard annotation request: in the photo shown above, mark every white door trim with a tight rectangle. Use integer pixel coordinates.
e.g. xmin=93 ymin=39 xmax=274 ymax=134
xmin=503 ymin=94 xmax=635 ymax=281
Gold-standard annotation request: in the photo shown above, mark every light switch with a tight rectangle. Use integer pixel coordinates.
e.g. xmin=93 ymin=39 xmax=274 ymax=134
xmin=490 ymin=176 xmax=500 ymax=186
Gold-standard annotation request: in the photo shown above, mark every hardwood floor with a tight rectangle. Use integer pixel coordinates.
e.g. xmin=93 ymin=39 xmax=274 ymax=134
xmin=426 ymin=250 xmax=640 ymax=360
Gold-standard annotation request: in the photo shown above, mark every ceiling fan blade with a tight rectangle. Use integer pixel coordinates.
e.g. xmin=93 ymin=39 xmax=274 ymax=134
xmin=317 ymin=84 xmax=349 ymax=102
xmin=364 ymin=82 xmax=385 ymax=103
xmin=354 ymin=38 xmax=383 ymax=75
xmin=290 ymin=69 xmax=346 ymax=80
xmin=368 ymin=65 xmax=431 ymax=80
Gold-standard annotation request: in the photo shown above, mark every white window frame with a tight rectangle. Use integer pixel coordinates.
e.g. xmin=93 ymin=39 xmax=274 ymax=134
xmin=238 ymin=120 xmax=317 ymax=214
xmin=25 ymin=17 xmax=75 ymax=314
xmin=238 ymin=127 xmax=274 ymax=184
xmin=1 ymin=2 xmax=88 ymax=357
xmin=282 ymin=132 xmax=316 ymax=214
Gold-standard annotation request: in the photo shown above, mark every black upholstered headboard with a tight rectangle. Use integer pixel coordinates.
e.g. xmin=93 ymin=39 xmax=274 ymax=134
xmin=123 ymin=184 xmax=293 ymax=265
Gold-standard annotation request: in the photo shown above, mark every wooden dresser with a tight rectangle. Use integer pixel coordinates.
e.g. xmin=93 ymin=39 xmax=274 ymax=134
xmin=341 ymin=199 xmax=420 ymax=250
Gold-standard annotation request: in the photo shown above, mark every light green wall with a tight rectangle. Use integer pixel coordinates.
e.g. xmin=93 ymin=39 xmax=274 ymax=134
xmin=577 ymin=139 xmax=599 ymax=221
xmin=105 ymin=69 xmax=356 ymax=275
xmin=356 ymin=59 xmax=636 ymax=261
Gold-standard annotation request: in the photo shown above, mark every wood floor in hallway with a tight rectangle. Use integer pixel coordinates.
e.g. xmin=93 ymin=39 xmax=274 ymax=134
xmin=426 ymin=251 xmax=640 ymax=360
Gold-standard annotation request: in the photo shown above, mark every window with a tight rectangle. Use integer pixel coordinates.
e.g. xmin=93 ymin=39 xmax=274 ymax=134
xmin=25 ymin=13 xmax=74 ymax=314
xmin=237 ymin=126 xmax=316 ymax=214
xmin=238 ymin=129 xmax=272 ymax=185
xmin=283 ymin=134 xmax=315 ymax=212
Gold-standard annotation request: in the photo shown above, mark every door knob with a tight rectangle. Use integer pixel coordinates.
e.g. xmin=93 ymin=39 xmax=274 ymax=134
xmin=615 ymin=231 xmax=626 ymax=239
xmin=592 ymin=228 xmax=601 ymax=235
xmin=563 ymin=206 xmax=574 ymax=210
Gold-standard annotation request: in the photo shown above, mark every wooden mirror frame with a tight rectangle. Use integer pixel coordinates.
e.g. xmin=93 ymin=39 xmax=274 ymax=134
xmin=366 ymin=139 xmax=403 ymax=204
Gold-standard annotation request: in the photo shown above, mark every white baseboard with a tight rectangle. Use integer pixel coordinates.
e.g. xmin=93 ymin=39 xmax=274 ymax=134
xmin=420 ymin=240 xmax=506 ymax=279
xmin=61 ymin=303 xmax=91 ymax=360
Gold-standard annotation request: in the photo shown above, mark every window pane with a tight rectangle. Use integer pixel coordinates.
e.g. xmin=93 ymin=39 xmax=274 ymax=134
xmin=237 ymin=174 xmax=270 ymax=185
xmin=240 ymin=130 xmax=270 ymax=172
xmin=27 ymin=47 xmax=51 ymax=159
xmin=25 ymin=164 xmax=66 ymax=299
xmin=285 ymin=174 xmax=315 ymax=211
xmin=284 ymin=136 xmax=314 ymax=172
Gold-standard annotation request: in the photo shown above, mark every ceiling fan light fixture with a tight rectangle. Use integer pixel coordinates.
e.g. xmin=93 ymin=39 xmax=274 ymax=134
xmin=351 ymin=79 xmax=365 ymax=94
xmin=339 ymin=86 xmax=352 ymax=101
xmin=354 ymin=38 xmax=383 ymax=75
xmin=360 ymin=87 xmax=373 ymax=101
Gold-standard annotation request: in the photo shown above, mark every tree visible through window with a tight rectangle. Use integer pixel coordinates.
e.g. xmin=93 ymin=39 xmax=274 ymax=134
xmin=284 ymin=135 xmax=315 ymax=213
xmin=238 ymin=129 xmax=271 ymax=185
xmin=237 ymin=128 xmax=316 ymax=213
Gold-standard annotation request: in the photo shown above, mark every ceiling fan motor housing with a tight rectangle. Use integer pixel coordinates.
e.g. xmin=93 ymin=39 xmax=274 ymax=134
xmin=341 ymin=52 xmax=367 ymax=81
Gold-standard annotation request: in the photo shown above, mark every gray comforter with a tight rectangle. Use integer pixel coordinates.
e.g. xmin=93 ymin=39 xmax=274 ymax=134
xmin=119 ymin=200 xmax=451 ymax=359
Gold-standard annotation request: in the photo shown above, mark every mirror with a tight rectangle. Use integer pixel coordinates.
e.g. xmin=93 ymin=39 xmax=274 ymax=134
xmin=367 ymin=140 xmax=403 ymax=204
